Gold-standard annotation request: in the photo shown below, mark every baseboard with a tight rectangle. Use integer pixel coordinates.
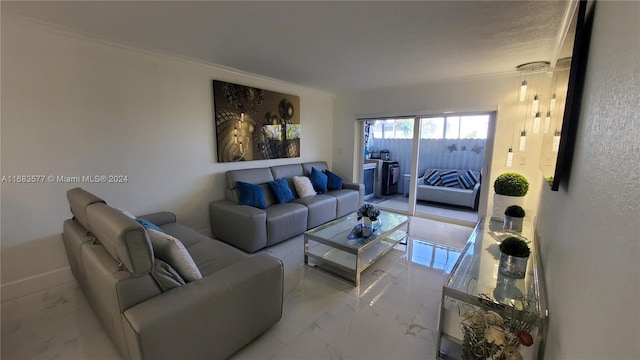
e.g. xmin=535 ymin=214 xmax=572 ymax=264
xmin=1 ymin=266 xmax=74 ymax=303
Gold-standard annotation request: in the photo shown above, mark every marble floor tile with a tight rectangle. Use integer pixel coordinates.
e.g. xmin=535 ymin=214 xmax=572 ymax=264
xmin=1 ymin=217 xmax=473 ymax=360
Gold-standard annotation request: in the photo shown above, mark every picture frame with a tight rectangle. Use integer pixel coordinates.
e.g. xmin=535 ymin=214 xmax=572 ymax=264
xmin=212 ymin=80 xmax=300 ymax=162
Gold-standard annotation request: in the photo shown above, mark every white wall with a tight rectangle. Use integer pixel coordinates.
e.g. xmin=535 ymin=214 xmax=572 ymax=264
xmin=333 ymin=74 xmax=548 ymax=218
xmin=0 ymin=18 xmax=334 ymax=300
xmin=536 ymin=1 xmax=640 ymax=358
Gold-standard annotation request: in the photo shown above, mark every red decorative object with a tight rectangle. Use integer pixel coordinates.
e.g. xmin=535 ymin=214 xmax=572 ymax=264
xmin=516 ymin=330 xmax=534 ymax=347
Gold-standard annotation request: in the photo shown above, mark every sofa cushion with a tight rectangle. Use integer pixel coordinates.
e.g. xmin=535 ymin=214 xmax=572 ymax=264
xmin=147 ymin=229 xmax=202 ymax=282
xmin=268 ymin=178 xmax=295 ymax=204
xmin=293 ymin=176 xmax=316 ymax=198
xmin=237 ymin=181 xmax=268 ymax=209
xmin=441 ymin=170 xmax=460 ymax=187
xmin=302 ymin=161 xmax=329 ymax=176
xmin=309 ymin=167 xmax=328 ymax=193
xmin=151 ymin=258 xmax=186 ymax=291
xmin=293 ymin=194 xmax=337 ymax=229
xmin=85 ymin=203 xmax=153 ymax=276
xmin=185 ymin=238 xmax=249 ymax=276
xmin=270 ymin=163 xmax=304 ymax=179
xmin=265 ymin=203 xmax=308 ymax=246
xmin=67 ymin=187 xmax=106 ymax=232
xmin=325 ymin=170 xmax=343 ymax=190
xmin=425 ymin=169 xmax=442 ymax=186
xmin=458 ymin=169 xmax=480 ymax=189
xmin=327 ymin=188 xmax=359 ymax=218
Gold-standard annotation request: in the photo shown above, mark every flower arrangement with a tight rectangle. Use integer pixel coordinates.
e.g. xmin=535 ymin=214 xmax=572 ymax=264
xmin=460 ymin=295 xmax=539 ymax=360
xmin=357 ymin=204 xmax=380 ymax=221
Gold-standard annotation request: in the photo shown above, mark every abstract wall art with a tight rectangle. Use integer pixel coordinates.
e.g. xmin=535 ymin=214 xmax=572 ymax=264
xmin=213 ymin=80 xmax=300 ymax=162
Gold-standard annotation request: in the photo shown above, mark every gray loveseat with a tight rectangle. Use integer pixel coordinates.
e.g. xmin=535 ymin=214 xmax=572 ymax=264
xmin=62 ymin=188 xmax=283 ymax=360
xmin=415 ymin=168 xmax=481 ymax=210
xmin=210 ymin=161 xmax=364 ymax=252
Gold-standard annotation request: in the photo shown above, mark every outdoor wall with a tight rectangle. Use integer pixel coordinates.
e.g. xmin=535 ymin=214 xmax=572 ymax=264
xmin=0 ymin=17 xmax=334 ymax=300
xmin=536 ymin=2 xmax=639 ymax=358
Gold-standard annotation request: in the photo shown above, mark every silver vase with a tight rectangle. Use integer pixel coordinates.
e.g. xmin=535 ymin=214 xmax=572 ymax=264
xmin=498 ymin=252 xmax=529 ymax=279
xmin=503 ymin=216 xmax=524 ymax=232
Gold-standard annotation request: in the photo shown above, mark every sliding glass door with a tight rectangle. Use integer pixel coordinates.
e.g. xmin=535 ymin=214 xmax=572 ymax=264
xmin=361 ymin=117 xmax=415 ymax=214
xmin=414 ymin=114 xmax=490 ymax=223
xmin=360 ymin=112 xmax=493 ymax=225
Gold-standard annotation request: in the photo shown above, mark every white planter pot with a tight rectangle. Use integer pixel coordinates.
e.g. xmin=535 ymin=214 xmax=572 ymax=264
xmin=492 ymin=194 xmax=525 ymax=220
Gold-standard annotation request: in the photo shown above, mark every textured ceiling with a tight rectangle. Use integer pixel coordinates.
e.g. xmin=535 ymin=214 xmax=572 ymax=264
xmin=2 ymin=1 xmax=574 ymax=93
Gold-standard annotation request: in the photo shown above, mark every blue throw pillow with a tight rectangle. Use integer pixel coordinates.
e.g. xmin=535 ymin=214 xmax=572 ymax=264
xmin=425 ymin=169 xmax=441 ymax=186
xmin=458 ymin=170 xmax=480 ymax=189
xmin=136 ymin=218 xmax=164 ymax=233
xmin=309 ymin=167 xmax=328 ymax=193
xmin=441 ymin=170 xmax=460 ymax=187
xmin=236 ymin=181 xmax=267 ymax=209
xmin=268 ymin=178 xmax=295 ymax=203
xmin=324 ymin=170 xmax=343 ymax=190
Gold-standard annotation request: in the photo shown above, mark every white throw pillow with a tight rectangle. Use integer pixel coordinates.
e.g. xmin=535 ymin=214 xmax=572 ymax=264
xmin=293 ymin=176 xmax=317 ymax=198
xmin=116 ymin=207 xmax=136 ymax=219
xmin=146 ymin=228 xmax=202 ymax=282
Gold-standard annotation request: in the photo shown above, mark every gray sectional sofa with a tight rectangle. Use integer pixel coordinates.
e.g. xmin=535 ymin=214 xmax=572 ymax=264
xmin=62 ymin=188 xmax=283 ymax=360
xmin=415 ymin=168 xmax=481 ymax=210
xmin=210 ymin=161 xmax=364 ymax=252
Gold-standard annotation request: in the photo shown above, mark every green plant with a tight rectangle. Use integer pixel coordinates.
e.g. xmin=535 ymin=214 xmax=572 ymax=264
xmin=494 ymin=172 xmax=529 ymax=197
xmin=499 ymin=237 xmax=530 ymax=258
xmin=504 ymin=205 xmax=525 ymax=218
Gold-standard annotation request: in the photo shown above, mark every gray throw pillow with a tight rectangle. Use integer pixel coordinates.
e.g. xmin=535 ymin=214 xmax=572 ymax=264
xmin=147 ymin=228 xmax=202 ymax=282
xmin=151 ymin=258 xmax=186 ymax=291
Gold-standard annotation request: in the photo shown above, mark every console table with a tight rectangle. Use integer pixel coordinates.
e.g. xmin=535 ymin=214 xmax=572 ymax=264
xmin=436 ymin=218 xmax=548 ymax=359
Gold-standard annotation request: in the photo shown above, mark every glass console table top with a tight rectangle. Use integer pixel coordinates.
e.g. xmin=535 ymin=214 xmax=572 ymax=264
xmin=436 ymin=218 xmax=548 ymax=360
xmin=443 ymin=219 xmax=540 ymax=315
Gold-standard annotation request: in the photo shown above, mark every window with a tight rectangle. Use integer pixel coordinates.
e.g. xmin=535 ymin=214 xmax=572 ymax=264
xmin=371 ymin=118 xmax=414 ymax=139
xmin=420 ymin=114 xmax=489 ymax=139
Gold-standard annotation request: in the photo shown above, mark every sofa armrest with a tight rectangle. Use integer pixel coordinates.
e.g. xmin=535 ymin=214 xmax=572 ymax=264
xmin=137 ymin=212 xmax=176 ymax=226
xmin=123 ymin=254 xmax=283 ymax=360
xmin=342 ymin=182 xmax=365 ymax=206
xmin=209 ymin=200 xmax=267 ymax=252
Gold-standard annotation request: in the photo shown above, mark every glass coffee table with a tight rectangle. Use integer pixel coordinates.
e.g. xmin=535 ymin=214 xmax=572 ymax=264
xmin=304 ymin=211 xmax=409 ymax=286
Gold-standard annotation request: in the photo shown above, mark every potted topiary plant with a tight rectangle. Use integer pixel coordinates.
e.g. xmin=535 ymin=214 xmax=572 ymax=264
xmin=498 ymin=236 xmax=531 ymax=279
xmin=504 ymin=205 xmax=525 ymax=232
xmin=492 ymin=172 xmax=529 ymax=220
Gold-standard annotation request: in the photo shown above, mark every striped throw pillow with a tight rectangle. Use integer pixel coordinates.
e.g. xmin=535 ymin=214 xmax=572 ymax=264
xmin=425 ymin=170 xmax=441 ymax=186
xmin=458 ymin=170 xmax=480 ymax=189
xmin=441 ymin=170 xmax=460 ymax=187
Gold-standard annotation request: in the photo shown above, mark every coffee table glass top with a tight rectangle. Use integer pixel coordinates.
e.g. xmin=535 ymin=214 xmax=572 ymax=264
xmin=305 ymin=211 xmax=409 ymax=250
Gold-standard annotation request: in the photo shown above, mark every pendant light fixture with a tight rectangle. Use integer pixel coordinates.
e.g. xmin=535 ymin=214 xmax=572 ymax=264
xmin=506 ymin=147 xmax=514 ymax=167
xmin=552 ymin=130 xmax=561 ymax=152
xmin=544 ymin=111 xmax=551 ymax=133
xmin=519 ymin=80 xmax=528 ymax=102
xmin=533 ymin=112 xmax=541 ymax=133
xmin=532 ymin=95 xmax=539 ymax=115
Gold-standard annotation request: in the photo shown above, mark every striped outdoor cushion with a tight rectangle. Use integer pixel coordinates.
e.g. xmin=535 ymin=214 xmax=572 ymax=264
xmin=425 ymin=169 xmax=441 ymax=186
xmin=441 ymin=170 xmax=460 ymax=187
xmin=458 ymin=170 xmax=480 ymax=189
